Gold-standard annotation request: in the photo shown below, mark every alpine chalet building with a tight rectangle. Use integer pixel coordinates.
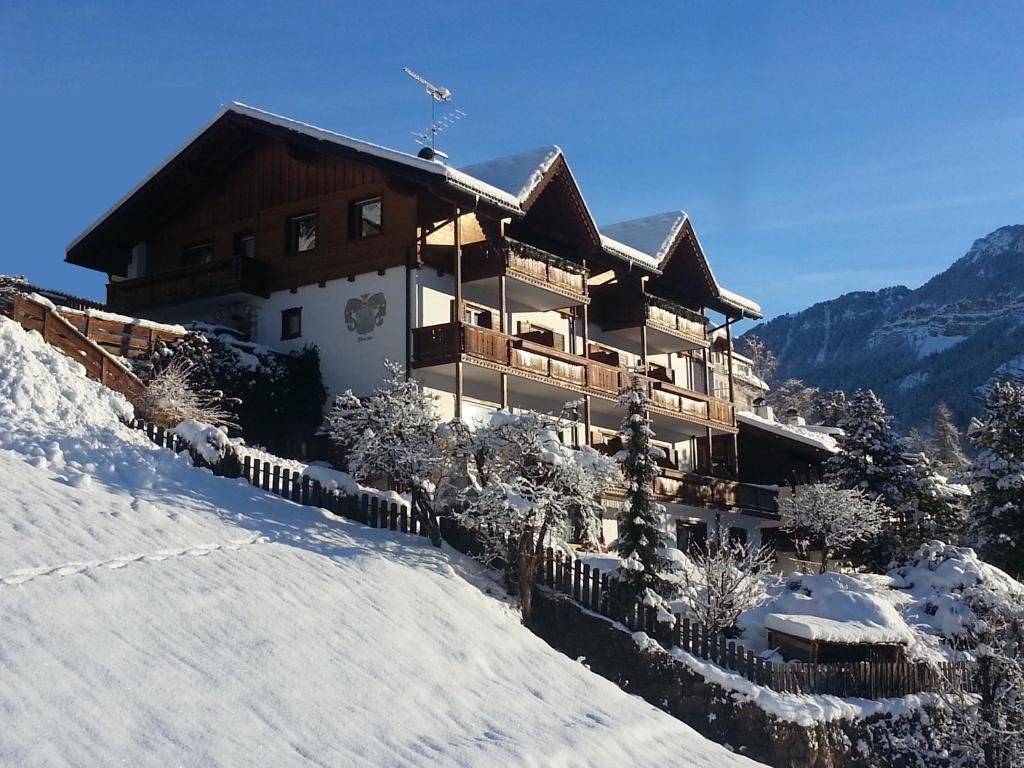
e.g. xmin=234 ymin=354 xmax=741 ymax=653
xmin=66 ymin=103 xmax=776 ymax=546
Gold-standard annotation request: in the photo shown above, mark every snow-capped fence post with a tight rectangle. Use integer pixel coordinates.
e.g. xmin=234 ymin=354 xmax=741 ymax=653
xmin=590 ymin=569 xmax=601 ymax=612
xmin=271 ymin=465 xmax=280 ymax=495
xmin=581 ymin=563 xmax=591 ymax=606
xmin=388 ymin=502 xmax=398 ymax=531
xmin=242 ymin=455 xmax=251 ymax=483
xmin=544 ymin=548 xmax=554 ymax=587
xmin=399 ymin=506 xmax=408 ymax=533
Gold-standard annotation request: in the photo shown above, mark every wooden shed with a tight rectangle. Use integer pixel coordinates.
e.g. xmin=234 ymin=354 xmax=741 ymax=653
xmin=765 ymin=613 xmax=907 ymax=664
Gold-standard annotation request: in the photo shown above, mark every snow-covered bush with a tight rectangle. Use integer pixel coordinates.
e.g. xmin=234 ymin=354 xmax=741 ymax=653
xmin=134 ymin=357 xmax=237 ymax=429
xmin=458 ymin=408 xmax=620 ymax=620
xmin=614 ymin=368 xmax=670 ymax=599
xmin=168 ymin=419 xmax=234 ymax=465
xmin=779 ymin=483 xmax=886 ymax=573
xmin=327 ymin=360 xmax=447 ymax=546
xmin=137 ymin=329 xmax=326 ymax=455
xmin=967 ymin=382 xmax=1024 ymax=578
xmin=667 ymin=532 xmax=773 ymax=634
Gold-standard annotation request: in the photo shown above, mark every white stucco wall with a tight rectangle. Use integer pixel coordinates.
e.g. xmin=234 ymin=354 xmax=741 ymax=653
xmin=252 ymin=270 xmax=407 ymax=399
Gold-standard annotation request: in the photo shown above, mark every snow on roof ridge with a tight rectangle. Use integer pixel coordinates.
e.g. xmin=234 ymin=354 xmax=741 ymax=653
xmin=599 ymin=234 xmax=663 ymax=273
xmin=458 ymin=145 xmax=562 ymax=203
xmin=718 ymin=286 xmax=762 ymax=317
xmin=600 ymin=211 xmax=689 ymax=267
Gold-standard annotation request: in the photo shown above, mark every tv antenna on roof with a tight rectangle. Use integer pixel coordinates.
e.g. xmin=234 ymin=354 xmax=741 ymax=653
xmin=403 ymin=67 xmax=464 ymax=156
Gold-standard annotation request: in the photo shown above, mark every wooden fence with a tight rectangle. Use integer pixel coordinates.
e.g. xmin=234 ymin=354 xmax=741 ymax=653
xmin=128 ymin=419 xmax=484 ymax=556
xmin=128 ymin=417 xmax=977 ymax=701
xmin=536 ymin=547 xmax=979 ymax=699
xmin=57 ymin=307 xmax=183 ymax=360
xmin=10 ymin=295 xmax=145 ymax=401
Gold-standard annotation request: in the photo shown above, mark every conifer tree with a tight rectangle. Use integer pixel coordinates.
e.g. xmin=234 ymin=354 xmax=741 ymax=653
xmin=968 ymin=382 xmax=1024 ymax=578
xmin=614 ymin=368 xmax=668 ymax=598
xmin=826 ymin=389 xmax=953 ymax=564
xmin=929 ymin=401 xmax=969 ymax=476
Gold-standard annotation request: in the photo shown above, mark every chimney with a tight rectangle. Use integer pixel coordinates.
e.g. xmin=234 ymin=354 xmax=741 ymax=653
xmin=752 ymin=397 xmax=775 ymax=422
xmin=783 ymin=407 xmax=806 ymax=427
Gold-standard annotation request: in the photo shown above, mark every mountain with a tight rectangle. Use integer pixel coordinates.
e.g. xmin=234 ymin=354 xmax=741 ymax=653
xmin=743 ymin=225 xmax=1024 ymax=429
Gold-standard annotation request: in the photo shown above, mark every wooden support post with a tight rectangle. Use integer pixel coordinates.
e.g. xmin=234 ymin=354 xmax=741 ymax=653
xmin=454 ymin=205 xmax=463 ymax=420
xmin=639 ymin=323 xmax=648 ymax=370
xmin=498 ymin=273 xmax=508 ymax=410
xmin=725 ymin=318 xmax=736 ymax=405
xmin=725 ymin=318 xmax=739 ymax=477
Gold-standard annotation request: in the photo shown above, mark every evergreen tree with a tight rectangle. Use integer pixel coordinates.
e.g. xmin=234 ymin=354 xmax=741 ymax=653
xmin=614 ymin=368 xmax=668 ymax=598
xmin=826 ymin=389 xmax=955 ymax=564
xmin=968 ymin=382 xmax=1024 ymax=578
xmin=929 ymin=401 xmax=969 ymax=476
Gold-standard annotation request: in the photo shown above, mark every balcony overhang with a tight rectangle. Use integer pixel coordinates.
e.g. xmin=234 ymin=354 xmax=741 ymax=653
xmin=106 ymin=257 xmax=269 ymax=314
xmin=461 ymin=237 xmax=589 ymax=311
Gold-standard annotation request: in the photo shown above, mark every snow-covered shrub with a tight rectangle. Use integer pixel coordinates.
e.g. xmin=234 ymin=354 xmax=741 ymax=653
xmin=457 ymin=408 xmax=620 ymax=620
xmin=779 ymin=483 xmax=886 ymax=573
xmin=967 ymin=382 xmax=1024 ymax=578
xmin=137 ymin=329 xmax=326 ymax=456
xmin=326 ymin=360 xmax=448 ymax=546
xmin=666 ymin=532 xmax=773 ymax=634
xmin=134 ymin=357 xmax=237 ymax=429
xmin=168 ymin=419 xmax=233 ymax=465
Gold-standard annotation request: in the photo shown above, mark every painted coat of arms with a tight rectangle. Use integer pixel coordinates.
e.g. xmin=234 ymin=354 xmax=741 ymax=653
xmin=345 ymin=292 xmax=387 ymax=336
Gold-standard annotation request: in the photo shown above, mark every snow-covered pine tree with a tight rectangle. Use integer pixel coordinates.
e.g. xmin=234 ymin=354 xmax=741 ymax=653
xmin=614 ymin=367 xmax=669 ymax=599
xmin=825 ymin=388 xmax=951 ymax=564
xmin=327 ymin=360 xmax=446 ymax=547
xmin=968 ymin=382 xmax=1024 ymax=578
xmin=929 ymin=401 xmax=969 ymax=476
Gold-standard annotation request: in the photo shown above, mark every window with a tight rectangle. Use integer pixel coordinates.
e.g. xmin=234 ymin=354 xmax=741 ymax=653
xmin=350 ymin=197 xmax=382 ymax=239
xmin=281 ymin=307 xmax=302 ymax=340
xmin=462 ymin=303 xmax=492 ymax=329
xmin=288 ymin=213 xmax=317 ymax=253
xmin=234 ymin=232 xmax=256 ymax=259
xmin=676 ymin=520 xmax=707 ymax=554
xmin=182 ymin=242 xmax=214 ymax=267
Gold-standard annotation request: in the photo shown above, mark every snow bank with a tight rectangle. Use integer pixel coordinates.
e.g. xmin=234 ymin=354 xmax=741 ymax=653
xmin=0 ymin=317 xmax=757 ymax=767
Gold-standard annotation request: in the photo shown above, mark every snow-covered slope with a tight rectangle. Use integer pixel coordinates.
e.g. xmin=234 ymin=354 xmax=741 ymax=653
xmin=743 ymin=225 xmax=1024 ymax=428
xmin=0 ymin=318 xmax=759 ymax=768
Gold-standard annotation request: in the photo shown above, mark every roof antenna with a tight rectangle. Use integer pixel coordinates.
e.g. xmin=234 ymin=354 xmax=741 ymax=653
xmin=403 ymin=67 xmax=464 ymax=161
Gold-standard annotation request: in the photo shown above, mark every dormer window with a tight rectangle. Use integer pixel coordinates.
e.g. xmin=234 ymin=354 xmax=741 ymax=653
xmin=350 ymin=197 xmax=382 ymax=239
xmin=182 ymin=241 xmax=214 ymax=267
xmin=288 ymin=213 xmax=317 ymax=253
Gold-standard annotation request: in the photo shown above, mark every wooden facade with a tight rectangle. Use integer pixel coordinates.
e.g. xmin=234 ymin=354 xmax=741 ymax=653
xmin=66 ymin=104 xmax=769 ymax=513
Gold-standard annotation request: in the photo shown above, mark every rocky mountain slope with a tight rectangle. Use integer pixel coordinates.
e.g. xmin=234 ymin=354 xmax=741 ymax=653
xmin=743 ymin=225 xmax=1024 ymax=429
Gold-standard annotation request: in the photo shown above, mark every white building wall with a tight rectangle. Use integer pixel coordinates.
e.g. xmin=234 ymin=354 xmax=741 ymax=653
xmin=252 ymin=269 xmax=407 ymax=400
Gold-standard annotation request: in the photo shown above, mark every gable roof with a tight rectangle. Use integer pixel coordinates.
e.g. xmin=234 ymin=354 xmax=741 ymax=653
xmin=64 ymin=102 xmax=760 ymax=319
xmin=459 ymin=146 xmax=562 ymax=207
xmin=600 ymin=212 xmax=687 ymax=270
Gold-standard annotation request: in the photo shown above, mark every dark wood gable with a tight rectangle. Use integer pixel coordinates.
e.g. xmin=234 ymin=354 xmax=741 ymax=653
xmin=650 ymin=219 xmax=720 ymax=312
xmin=505 ymin=155 xmax=602 ymax=265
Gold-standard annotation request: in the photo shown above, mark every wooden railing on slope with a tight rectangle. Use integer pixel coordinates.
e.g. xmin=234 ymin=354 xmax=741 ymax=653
xmin=57 ymin=308 xmax=184 ymax=360
xmin=9 ymin=295 xmax=145 ymax=401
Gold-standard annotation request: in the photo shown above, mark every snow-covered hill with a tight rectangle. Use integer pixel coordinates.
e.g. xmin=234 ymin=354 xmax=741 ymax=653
xmin=0 ymin=317 xmax=759 ymax=767
xmin=743 ymin=225 xmax=1024 ymax=428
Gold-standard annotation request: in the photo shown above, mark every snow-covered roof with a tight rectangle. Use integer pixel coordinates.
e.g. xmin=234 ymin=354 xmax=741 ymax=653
xmin=718 ymin=287 xmax=762 ymax=319
xmin=599 ymin=234 xmax=663 ymax=272
xmin=764 ymin=614 xmax=908 ymax=645
xmin=600 ymin=212 xmax=688 ymax=269
xmin=736 ymin=411 xmax=840 ymax=453
xmin=458 ymin=146 xmax=562 ymax=204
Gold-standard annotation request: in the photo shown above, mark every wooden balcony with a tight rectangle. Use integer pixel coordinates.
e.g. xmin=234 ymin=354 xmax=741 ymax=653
xmin=107 ymin=257 xmax=270 ymax=313
xmin=412 ymin=321 xmax=735 ymax=432
xmin=654 ymin=468 xmax=778 ymax=515
xmin=461 ymin=237 xmax=589 ymax=310
xmin=592 ymin=287 xmax=708 ymax=353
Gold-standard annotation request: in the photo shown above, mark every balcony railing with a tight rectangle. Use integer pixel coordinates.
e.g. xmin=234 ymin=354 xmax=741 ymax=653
xmin=107 ymin=257 xmax=269 ymax=312
xmin=412 ymin=321 xmax=734 ymax=430
xmin=461 ymin=237 xmax=588 ymax=304
xmin=592 ymin=288 xmax=708 ymax=348
xmin=643 ymin=294 xmax=707 ymax=342
xmin=655 ymin=468 xmax=778 ymax=514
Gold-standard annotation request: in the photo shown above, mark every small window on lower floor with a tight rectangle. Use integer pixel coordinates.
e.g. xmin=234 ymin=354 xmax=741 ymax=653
xmin=182 ymin=241 xmax=214 ymax=267
xmin=234 ymin=232 xmax=256 ymax=259
xmin=281 ymin=307 xmax=302 ymax=340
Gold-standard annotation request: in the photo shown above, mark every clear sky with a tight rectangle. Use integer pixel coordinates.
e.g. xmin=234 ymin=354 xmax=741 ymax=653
xmin=3 ymin=1 xmax=1024 ymax=321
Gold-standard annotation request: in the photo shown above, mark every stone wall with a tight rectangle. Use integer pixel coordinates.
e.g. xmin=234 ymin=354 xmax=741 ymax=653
xmin=527 ymin=589 xmax=933 ymax=768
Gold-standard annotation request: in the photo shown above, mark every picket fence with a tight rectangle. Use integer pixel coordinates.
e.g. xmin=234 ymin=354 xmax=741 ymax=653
xmin=536 ymin=547 xmax=980 ymax=699
xmin=130 ymin=418 xmax=978 ymax=701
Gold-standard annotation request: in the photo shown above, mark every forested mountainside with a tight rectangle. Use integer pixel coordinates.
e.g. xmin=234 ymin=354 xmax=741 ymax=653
xmin=742 ymin=225 xmax=1024 ymax=429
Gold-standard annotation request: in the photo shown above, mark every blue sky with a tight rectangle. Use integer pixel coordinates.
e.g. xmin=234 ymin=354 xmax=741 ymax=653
xmin=3 ymin=1 xmax=1023 ymax=322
